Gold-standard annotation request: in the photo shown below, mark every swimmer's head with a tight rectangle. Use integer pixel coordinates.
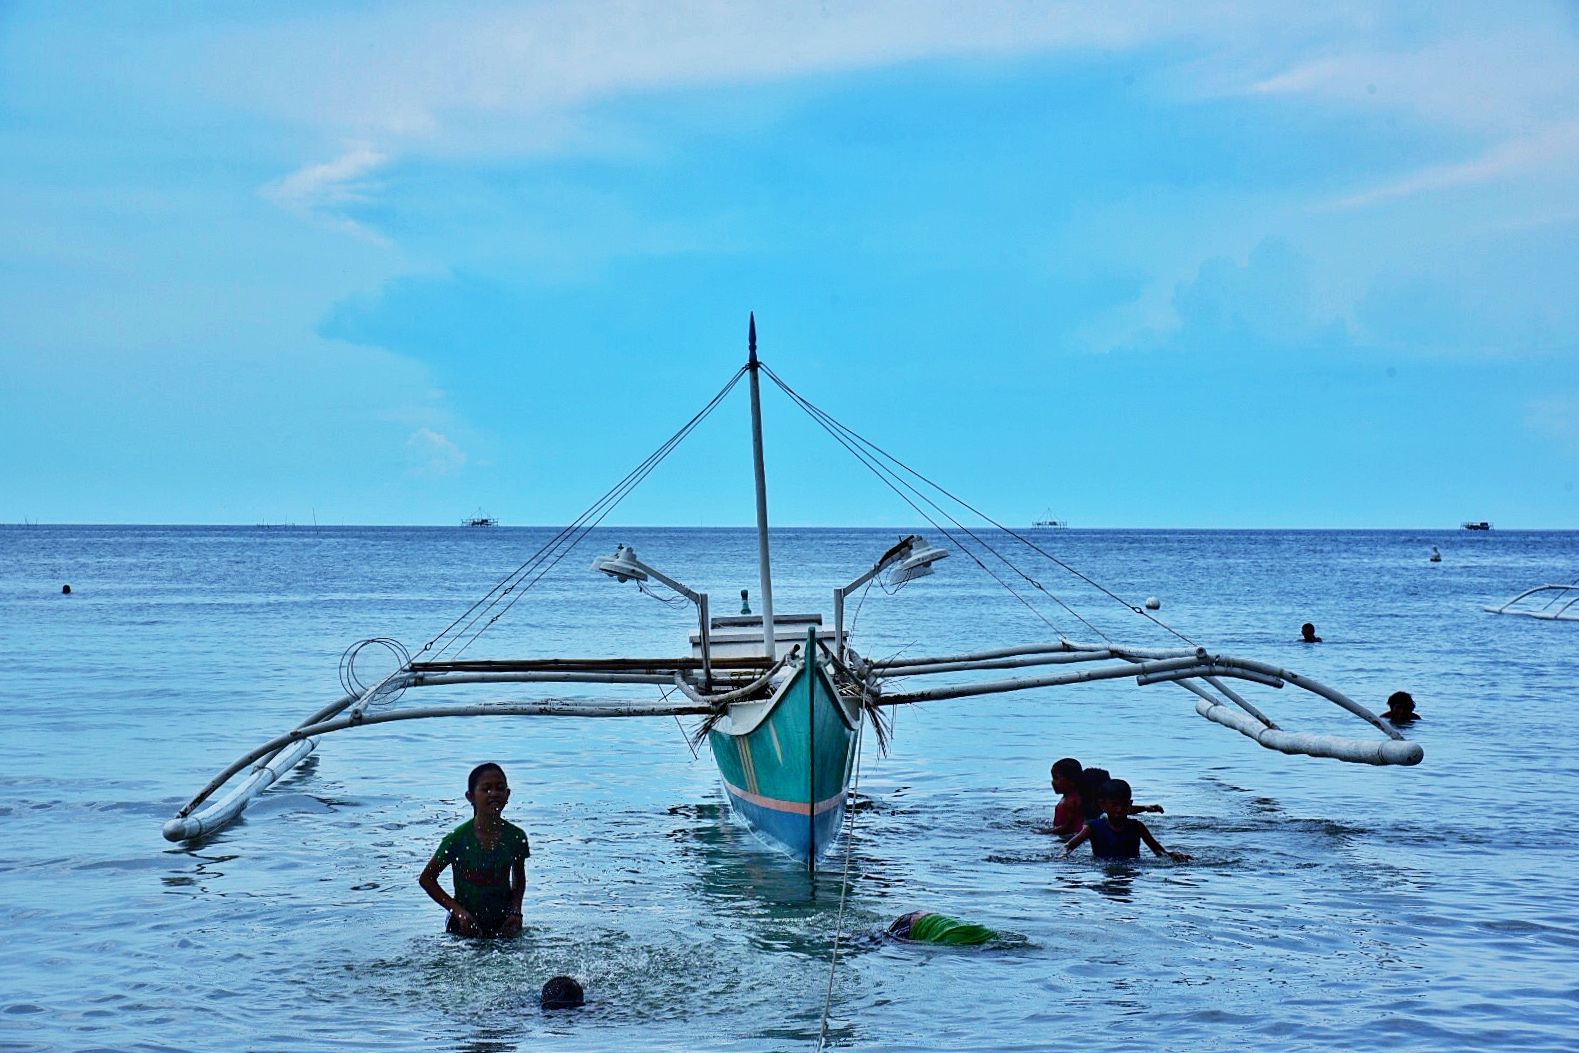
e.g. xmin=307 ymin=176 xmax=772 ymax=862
xmin=1301 ymin=622 xmax=1319 ymax=642
xmin=541 ymin=975 xmax=584 ymax=1011
xmin=1385 ymin=691 xmax=1418 ymax=722
xmin=1051 ymin=757 xmax=1082 ymax=791
xmin=1099 ymin=778 xmax=1133 ymax=813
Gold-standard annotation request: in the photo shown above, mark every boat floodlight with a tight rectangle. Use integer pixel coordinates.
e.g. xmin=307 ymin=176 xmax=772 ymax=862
xmin=888 ymin=543 xmax=949 ymax=585
xmin=591 ymin=545 xmax=649 ymax=583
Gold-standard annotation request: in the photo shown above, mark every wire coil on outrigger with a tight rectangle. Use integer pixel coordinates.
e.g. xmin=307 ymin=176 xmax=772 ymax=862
xmin=339 ymin=638 xmax=411 ymax=706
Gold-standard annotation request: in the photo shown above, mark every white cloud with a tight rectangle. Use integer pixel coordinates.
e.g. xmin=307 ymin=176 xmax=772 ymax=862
xmin=1330 ymin=119 xmax=1579 ymax=209
xmin=1248 ymin=21 xmax=1579 ymax=209
xmin=405 ymin=427 xmax=466 ymax=475
xmin=260 ymin=144 xmax=390 ymax=241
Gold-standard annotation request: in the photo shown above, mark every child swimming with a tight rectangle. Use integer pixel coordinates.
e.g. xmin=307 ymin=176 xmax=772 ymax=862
xmin=418 ymin=762 xmax=530 ymax=937
xmin=1382 ymin=691 xmax=1420 ymax=725
xmin=1062 ymin=778 xmax=1189 ymax=863
xmin=1075 ymin=765 xmax=1163 ymax=825
xmin=886 ymin=911 xmax=999 ymax=946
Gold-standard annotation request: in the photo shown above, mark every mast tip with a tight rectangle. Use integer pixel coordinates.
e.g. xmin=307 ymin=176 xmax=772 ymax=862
xmin=748 ymin=312 xmax=757 ymax=355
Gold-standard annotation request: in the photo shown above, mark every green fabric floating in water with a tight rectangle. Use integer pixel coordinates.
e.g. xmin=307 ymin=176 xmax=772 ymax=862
xmin=905 ymin=913 xmax=999 ymax=946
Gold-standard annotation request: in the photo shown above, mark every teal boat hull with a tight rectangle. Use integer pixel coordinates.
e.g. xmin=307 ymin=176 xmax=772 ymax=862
xmin=708 ymin=655 xmax=858 ymax=863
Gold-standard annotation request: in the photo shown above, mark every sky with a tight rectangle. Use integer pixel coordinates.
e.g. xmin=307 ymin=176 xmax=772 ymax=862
xmin=2 ymin=2 xmax=1577 ymax=528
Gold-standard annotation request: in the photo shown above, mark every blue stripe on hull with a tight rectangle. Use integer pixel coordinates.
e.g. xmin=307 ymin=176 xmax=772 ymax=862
xmin=722 ymin=784 xmax=847 ymax=863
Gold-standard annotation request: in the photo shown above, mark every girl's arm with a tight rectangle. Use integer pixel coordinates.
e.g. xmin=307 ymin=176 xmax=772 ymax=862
xmin=1061 ymin=826 xmax=1091 ymax=857
xmin=419 ymin=857 xmax=479 ymax=933
xmin=1136 ymin=803 xmax=1164 ymax=814
xmin=504 ymin=858 xmax=527 ymax=936
xmin=1136 ymin=821 xmax=1190 ymax=863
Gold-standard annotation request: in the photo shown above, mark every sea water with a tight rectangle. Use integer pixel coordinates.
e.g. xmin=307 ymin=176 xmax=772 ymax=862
xmin=1 ymin=525 xmax=1576 ymax=1052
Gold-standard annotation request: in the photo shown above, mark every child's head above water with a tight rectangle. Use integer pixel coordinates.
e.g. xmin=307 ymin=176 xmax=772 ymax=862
xmin=465 ymin=762 xmax=510 ymax=818
xmin=1098 ymin=778 xmax=1133 ymax=816
xmin=1051 ymin=757 xmax=1082 ymax=793
xmin=1384 ymin=691 xmax=1418 ymax=723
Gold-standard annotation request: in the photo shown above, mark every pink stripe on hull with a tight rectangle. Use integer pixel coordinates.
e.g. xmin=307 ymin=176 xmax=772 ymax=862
xmin=721 ymin=777 xmax=846 ymax=817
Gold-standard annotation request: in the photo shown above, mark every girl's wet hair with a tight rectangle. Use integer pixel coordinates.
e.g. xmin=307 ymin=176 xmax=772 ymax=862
xmin=1079 ymin=767 xmax=1111 ymax=819
xmin=467 ymin=762 xmax=505 ymax=795
xmin=1052 ymin=757 xmax=1082 ymax=781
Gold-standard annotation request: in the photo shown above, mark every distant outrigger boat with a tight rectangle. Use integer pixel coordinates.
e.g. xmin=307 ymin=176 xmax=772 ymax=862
xmin=1031 ymin=512 xmax=1067 ymax=528
xmin=462 ymin=510 xmax=499 ymax=527
xmin=1462 ymin=521 xmax=1492 ymax=531
xmin=1485 ymin=584 xmax=1579 ymax=621
xmin=165 ymin=316 xmax=1423 ymax=865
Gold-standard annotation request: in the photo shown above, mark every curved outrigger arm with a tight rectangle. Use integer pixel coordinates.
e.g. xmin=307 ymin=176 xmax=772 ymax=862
xmin=862 ymin=641 xmax=1423 ymax=768
xmin=162 ymin=655 xmax=775 ymax=843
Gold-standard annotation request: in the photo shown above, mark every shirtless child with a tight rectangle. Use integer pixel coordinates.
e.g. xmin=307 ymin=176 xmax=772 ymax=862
xmin=1062 ymin=778 xmax=1189 ymax=863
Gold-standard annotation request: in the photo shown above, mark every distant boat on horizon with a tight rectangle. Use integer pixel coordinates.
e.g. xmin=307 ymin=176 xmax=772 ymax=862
xmin=1031 ymin=511 xmax=1067 ymax=528
xmin=462 ymin=509 xmax=499 ymax=527
xmin=1461 ymin=521 xmax=1492 ymax=531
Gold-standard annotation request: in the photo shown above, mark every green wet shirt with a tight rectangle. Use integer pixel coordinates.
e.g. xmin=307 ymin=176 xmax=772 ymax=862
xmin=433 ymin=819 xmax=530 ymax=931
xmin=905 ymin=913 xmax=998 ymax=946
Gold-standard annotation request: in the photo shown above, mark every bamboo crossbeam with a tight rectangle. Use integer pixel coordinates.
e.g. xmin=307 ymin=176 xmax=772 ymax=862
xmin=873 ymin=650 xmax=1117 ymax=676
xmin=876 ymin=654 xmax=1208 ymax=704
xmin=410 ymin=656 xmax=773 ymax=674
xmin=409 ymin=671 xmax=694 ymax=687
xmin=872 ymin=641 xmax=1199 ymax=670
xmin=1135 ymin=664 xmax=1286 ymax=690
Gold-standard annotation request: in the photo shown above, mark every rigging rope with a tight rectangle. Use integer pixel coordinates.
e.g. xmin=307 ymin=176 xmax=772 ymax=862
xmin=760 ymin=366 xmax=1086 ymax=640
xmin=761 ymin=364 xmax=1194 ymax=646
xmin=416 ymin=366 xmax=748 ymax=659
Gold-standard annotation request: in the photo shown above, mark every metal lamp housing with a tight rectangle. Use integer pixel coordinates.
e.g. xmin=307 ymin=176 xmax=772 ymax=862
xmin=888 ymin=544 xmax=949 ymax=584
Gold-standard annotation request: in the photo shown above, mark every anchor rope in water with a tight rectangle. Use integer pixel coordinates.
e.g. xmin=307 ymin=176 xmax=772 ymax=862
xmin=419 ymin=366 xmax=748 ymax=659
xmin=761 ymin=364 xmax=1195 ymax=646
xmin=816 ymin=719 xmax=865 ymax=1053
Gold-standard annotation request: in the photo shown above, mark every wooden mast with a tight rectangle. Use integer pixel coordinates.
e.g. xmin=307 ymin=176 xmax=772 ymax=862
xmin=747 ymin=313 xmax=776 ymax=661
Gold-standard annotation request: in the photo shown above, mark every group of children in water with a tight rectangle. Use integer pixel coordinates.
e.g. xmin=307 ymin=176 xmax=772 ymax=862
xmin=1040 ymin=757 xmax=1190 ymax=862
xmin=418 ymin=752 xmax=1194 ymax=969
xmin=419 ymin=618 xmax=1423 ymax=968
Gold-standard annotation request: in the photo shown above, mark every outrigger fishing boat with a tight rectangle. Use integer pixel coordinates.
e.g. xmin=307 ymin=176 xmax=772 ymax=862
xmin=164 ymin=317 xmax=1423 ymax=865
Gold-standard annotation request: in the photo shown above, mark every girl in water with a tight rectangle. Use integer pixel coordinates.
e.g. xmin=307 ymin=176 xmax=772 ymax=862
xmin=419 ymin=762 xmax=530 ymax=937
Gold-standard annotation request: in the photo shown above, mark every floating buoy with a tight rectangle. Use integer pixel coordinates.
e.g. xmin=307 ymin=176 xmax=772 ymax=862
xmin=61 ymin=584 xmax=71 ymax=594
xmin=1144 ymin=596 xmax=1160 ymax=610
